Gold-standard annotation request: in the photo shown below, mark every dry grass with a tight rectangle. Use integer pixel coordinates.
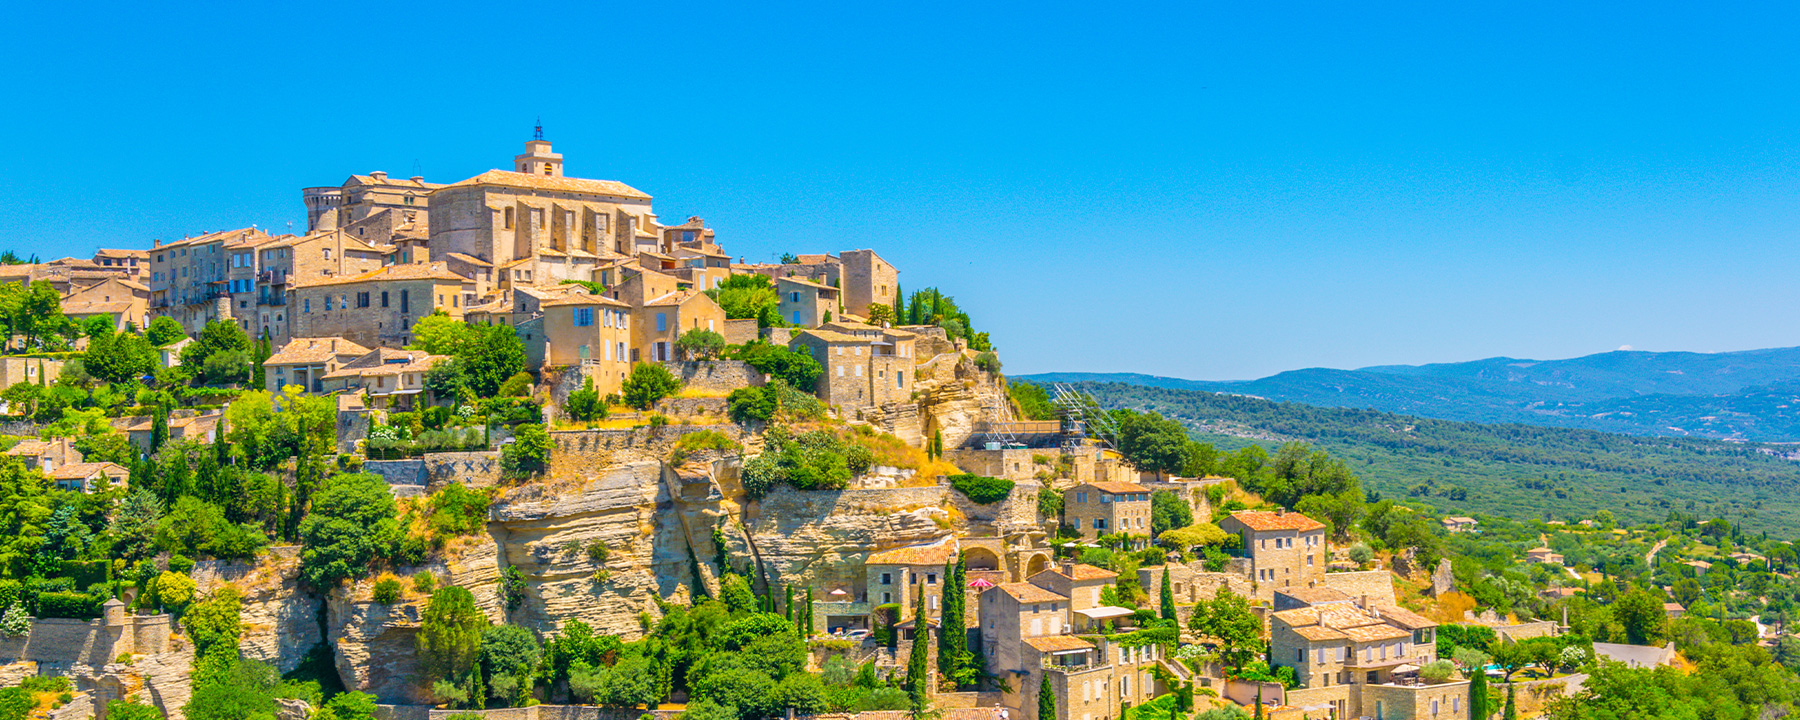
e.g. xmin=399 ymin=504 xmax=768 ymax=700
xmin=1425 ymin=591 xmax=1479 ymax=624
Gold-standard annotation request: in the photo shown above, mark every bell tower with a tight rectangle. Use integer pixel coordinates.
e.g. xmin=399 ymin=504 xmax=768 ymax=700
xmin=514 ymin=120 xmax=563 ymax=177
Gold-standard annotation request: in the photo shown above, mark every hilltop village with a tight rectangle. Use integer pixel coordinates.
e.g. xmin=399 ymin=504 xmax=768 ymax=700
xmin=0 ymin=136 xmax=1790 ymax=720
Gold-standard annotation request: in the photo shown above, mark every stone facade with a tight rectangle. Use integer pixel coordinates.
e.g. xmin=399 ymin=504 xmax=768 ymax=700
xmin=838 ymin=249 xmax=898 ymax=319
xmin=1220 ymin=510 xmax=1328 ymax=601
xmin=1063 ymin=482 xmax=1153 ymax=541
xmin=290 ymin=263 xmax=473 ymax=349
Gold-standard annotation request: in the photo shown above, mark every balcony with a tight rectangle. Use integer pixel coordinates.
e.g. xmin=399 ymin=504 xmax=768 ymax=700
xmin=1345 ymin=651 xmax=1430 ymax=669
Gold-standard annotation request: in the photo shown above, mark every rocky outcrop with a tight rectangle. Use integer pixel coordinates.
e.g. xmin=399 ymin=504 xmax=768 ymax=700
xmin=329 ymin=599 xmax=431 ymax=705
xmin=864 ymin=351 xmax=1011 ymax=449
xmin=737 ymin=487 xmax=953 ymax=595
xmin=85 ymin=649 xmax=194 ymax=720
xmin=191 ymin=547 xmax=324 ymax=673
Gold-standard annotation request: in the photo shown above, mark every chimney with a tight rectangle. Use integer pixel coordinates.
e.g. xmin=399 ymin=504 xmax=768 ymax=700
xmin=370 ymin=171 xmax=388 ymax=181
xmin=410 ymin=176 xmax=423 ymax=183
xmin=1275 ymin=508 xmax=1286 ymax=516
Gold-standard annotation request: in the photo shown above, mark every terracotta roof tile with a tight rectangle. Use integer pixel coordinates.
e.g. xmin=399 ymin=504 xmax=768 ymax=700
xmin=1024 ymin=636 xmax=1096 ymax=653
xmin=993 ymin=583 xmax=1068 ymax=604
xmin=1229 ymin=510 xmax=1327 ymax=532
xmin=295 ymin=263 xmax=468 ymax=288
xmin=1082 ymin=481 xmax=1152 ymax=494
xmin=447 ymin=169 xmax=651 ymax=200
xmin=867 ymin=538 xmax=958 ymax=566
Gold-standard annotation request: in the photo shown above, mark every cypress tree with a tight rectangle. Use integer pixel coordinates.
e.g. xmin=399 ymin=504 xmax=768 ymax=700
xmin=906 ymin=584 xmax=930 ymax=711
xmin=803 ymin=587 xmax=814 ymax=636
xmin=938 ymin=555 xmax=966 ymax=685
xmin=784 ymin=584 xmax=793 ymax=620
xmin=1160 ymin=565 xmax=1176 ymax=622
xmin=1503 ymin=684 xmax=1517 ymax=720
xmin=893 ymin=285 xmax=904 ymax=326
xmin=1469 ymin=663 xmax=1489 ymax=720
xmin=1038 ymin=674 xmax=1055 ymax=720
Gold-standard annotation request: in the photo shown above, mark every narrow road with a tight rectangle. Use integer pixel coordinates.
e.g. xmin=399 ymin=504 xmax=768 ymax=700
xmin=1646 ymin=537 xmax=1669 ymax=567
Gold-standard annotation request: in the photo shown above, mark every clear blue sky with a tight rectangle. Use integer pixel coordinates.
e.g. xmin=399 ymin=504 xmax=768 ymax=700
xmin=4 ymin=2 xmax=1798 ymax=379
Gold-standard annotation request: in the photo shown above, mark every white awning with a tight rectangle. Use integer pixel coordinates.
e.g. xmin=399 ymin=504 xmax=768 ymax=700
xmin=1052 ymin=649 xmax=1090 ymax=656
xmin=1392 ymin=664 xmax=1420 ymax=674
xmin=1074 ymin=606 xmax=1136 ymax=620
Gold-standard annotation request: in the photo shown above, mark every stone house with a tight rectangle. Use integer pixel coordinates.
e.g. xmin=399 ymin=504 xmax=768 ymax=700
xmin=92 ymin=248 xmax=148 ymax=282
xmin=303 ymin=170 xmax=441 ymax=233
xmin=60 ymin=276 xmax=150 ymax=333
xmin=1026 ymin=562 xmax=1116 ymax=615
xmin=1524 ymin=547 xmax=1564 ymax=565
xmin=1220 ymin=509 xmax=1328 ymax=600
xmin=120 ymin=411 xmax=221 ymax=453
xmin=3 ymin=437 xmax=82 ymax=473
xmin=149 ymin=227 xmax=274 ymax=334
xmin=777 ymin=276 xmax=840 ymax=327
xmin=540 ymin=293 xmax=633 ymax=395
xmin=290 ymin=263 xmax=473 ymax=348
xmin=1440 ymin=517 xmax=1478 ymax=533
xmin=1271 ymin=594 xmax=1447 ymax=720
xmin=790 ymin=328 xmax=914 ymax=414
xmin=0 ymin=358 xmax=61 ymax=397
xmin=48 ymin=462 xmax=130 ymax=494
xmin=318 ymin=348 xmax=445 ymax=409
xmin=263 ymin=337 xmax=372 ymax=394
xmin=979 ymin=581 xmax=1168 ymax=720
xmin=839 ymin=249 xmax=898 ymax=318
xmin=865 ymin=537 xmax=958 ymax=619
xmin=1063 ymin=482 xmax=1153 ymax=541
xmin=634 ymin=290 xmax=726 ymax=363
xmin=245 ymin=229 xmax=393 ymax=344
xmin=668 ymin=244 xmax=733 ymax=291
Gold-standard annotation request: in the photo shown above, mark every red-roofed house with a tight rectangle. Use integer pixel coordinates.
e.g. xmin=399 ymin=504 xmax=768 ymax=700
xmin=1221 ymin=510 xmax=1328 ymax=599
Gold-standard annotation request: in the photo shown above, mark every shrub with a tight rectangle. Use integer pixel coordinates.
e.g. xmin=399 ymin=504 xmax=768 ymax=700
xmin=501 ymin=424 xmax=552 ymax=478
xmin=565 ymin=378 xmax=606 ymax=422
xmin=1419 ymin=659 xmax=1456 ymax=684
xmin=1347 ymin=543 xmax=1375 ymax=565
xmin=621 ymin=363 xmax=682 ymax=410
xmin=675 ymin=430 xmax=741 ymax=454
xmin=727 ymin=386 xmax=775 ymax=424
xmin=739 ymin=427 xmax=875 ymax=499
xmin=427 ymin=484 xmax=490 ymax=538
xmin=974 ymin=352 xmax=1001 ymax=373
xmin=372 ymin=576 xmax=402 ymax=605
xmin=413 ymin=572 xmax=438 ymax=595
xmin=585 ymin=541 xmax=610 ymax=563
xmin=949 ymin=474 xmax=1014 ymax=504
xmin=497 ymin=372 xmax=534 ymax=398
xmin=675 ymin=329 xmax=726 ymax=360
xmin=736 ymin=343 xmax=822 ymax=391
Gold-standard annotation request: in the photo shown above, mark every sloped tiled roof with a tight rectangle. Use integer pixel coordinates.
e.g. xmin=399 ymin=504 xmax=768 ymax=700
xmin=50 ymin=462 xmax=129 ymax=480
xmin=265 ymin=337 xmax=371 ymax=366
xmin=1229 ymin=510 xmax=1327 ymax=532
xmin=446 ymin=169 xmax=651 ymax=200
xmin=295 ymin=263 xmax=468 ymax=288
xmin=1024 ymin=636 xmax=1095 ymax=653
xmin=993 ymin=583 xmax=1067 ymax=604
xmin=1034 ymin=563 xmax=1117 ymax=582
xmin=1082 ymin=481 xmax=1151 ymax=494
xmin=867 ymin=537 xmax=957 ymax=566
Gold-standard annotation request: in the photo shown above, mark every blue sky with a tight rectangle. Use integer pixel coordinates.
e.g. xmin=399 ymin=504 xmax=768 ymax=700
xmin=3 ymin=2 xmax=1799 ymax=379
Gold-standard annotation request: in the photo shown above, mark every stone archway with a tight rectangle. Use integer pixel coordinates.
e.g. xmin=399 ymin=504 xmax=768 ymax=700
xmin=1024 ymin=552 xmax=1052 ymax=579
xmin=965 ymin=546 xmax=1002 ymax=573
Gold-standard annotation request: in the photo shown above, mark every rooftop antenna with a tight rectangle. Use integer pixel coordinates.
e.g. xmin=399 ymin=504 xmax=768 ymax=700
xmin=411 ymin=159 xmax=423 ymax=178
xmin=533 ymin=118 xmax=544 ymax=141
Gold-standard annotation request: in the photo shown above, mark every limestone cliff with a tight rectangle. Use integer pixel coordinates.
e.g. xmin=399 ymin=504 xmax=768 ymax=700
xmin=191 ymin=547 xmax=323 ymax=674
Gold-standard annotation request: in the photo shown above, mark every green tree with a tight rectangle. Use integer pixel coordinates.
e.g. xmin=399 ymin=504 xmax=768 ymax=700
xmin=708 ymin=274 xmax=781 ymax=327
xmin=185 ymin=587 xmax=243 ymax=685
xmin=1503 ymin=684 xmax=1516 ymax=720
xmin=481 ymin=624 xmax=542 ymax=706
xmin=501 ymin=423 xmax=552 ymax=477
xmin=676 ymin=329 xmax=727 ymax=360
xmin=299 ymin=473 xmax=400 ymax=587
xmin=315 ymin=692 xmax=380 ymax=720
xmin=109 ymin=487 xmax=163 ymax=561
xmin=1116 ymin=412 xmax=1192 ymax=479
xmin=1150 ymin=490 xmax=1193 ymax=536
xmin=1038 ymin=674 xmax=1055 ymax=720
xmin=105 ymin=699 xmax=165 ymax=720
xmin=736 ymin=343 xmax=822 ymax=391
xmin=905 ymin=584 xmax=930 ymax=712
xmin=85 ymin=329 xmax=157 ymax=384
xmin=180 ymin=320 xmax=253 ymax=385
xmin=1469 ymin=660 xmax=1490 ymax=719
xmin=1160 ymin=565 xmax=1177 ymax=621
xmin=726 ymin=386 xmax=775 ymax=424
xmin=419 ymin=586 xmax=489 ymax=707
xmin=565 ymin=377 xmax=605 ymax=422
xmin=622 ymin=363 xmax=682 ymax=410
xmin=146 ymin=316 xmax=186 ymax=347
xmin=408 ymin=311 xmax=474 ymax=355
xmin=1614 ymin=588 xmax=1670 ymax=646
xmin=1188 ymin=586 xmax=1264 ymax=674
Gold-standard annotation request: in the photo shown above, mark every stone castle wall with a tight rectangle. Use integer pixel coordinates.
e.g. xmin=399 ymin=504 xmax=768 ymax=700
xmin=660 ymin=360 xmax=763 ymax=394
xmin=1322 ymin=570 xmax=1398 ymax=606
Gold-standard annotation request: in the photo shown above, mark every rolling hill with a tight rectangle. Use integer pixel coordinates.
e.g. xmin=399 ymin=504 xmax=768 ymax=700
xmin=1058 ymin=380 xmax=1800 ymax=534
xmin=1019 ymin=346 xmax=1800 ymax=441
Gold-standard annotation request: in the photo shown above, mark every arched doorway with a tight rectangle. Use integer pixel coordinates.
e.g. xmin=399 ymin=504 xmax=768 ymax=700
xmin=965 ymin=547 xmax=1001 ymax=572
xmin=1025 ymin=552 xmax=1051 ymax=578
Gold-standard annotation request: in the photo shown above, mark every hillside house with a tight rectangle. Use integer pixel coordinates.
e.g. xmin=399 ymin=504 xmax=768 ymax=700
xmin=1064 ymin=482 xmax=1153 ymax=541
xmin=1220 ymin=509 xmax=1328 ymax=600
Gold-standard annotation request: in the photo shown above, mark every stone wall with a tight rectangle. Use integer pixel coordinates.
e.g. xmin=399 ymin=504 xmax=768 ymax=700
xmin=546 ymin=426 xmax=748 ymax=473
xmin=660 ymin=360 xmax=763 ymax=394
xmin=1139 ymin=564 xmax=1253 ymax=606
xmin=363 ymin=459 xmax=428 ymax=489
xmin=1322 ymin=570 xmax=1397 ymax=607
xmin=424 ymin=451 xmax=503 ymax=489
xmin=376 ymin=707 xmax=684 ymax=720
xmin=947 ymin=480 xmax=1039 ymax=535
xmin=653 ymin=397 xmax=730 ymax=421
xmin=722 ymin=319 xmax=759 ymax=345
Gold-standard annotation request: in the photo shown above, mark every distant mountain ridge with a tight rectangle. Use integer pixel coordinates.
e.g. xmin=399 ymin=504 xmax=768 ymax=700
xmin=1018 ymin=346 xmax=1800 ymax=441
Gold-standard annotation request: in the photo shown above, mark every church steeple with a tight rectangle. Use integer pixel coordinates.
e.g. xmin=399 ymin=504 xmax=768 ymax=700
xmin=515 ymin=122 xmax=562 ymax=176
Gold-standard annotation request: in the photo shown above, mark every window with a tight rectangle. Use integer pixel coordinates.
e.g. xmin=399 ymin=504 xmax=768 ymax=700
xmin=324 ymin=296 xmax=333 ymax=311
xmin=381 ymin=291 xmax=389 ymax=307
xmin=505 ymin=207 xmax=515 ymax=229
xmin=574 ymin=308 xmax=594 ymax=326
xmin=655 ymin=313 xmax=667 ymax=332
xmin=356 ymin=292 xmax=370 ymax=308
xmin=1101 ymin=494 xmax=1113 ymax=503
xmin=880 ymin=573 xmax=892 ymax=585
xmin=304 ymin=299 xmax=310 ymax=313
xmin=323 ymin=248 xmax=332 ymax=260
xmin=927 ymin=573 xmax=936 ymax=584
xmin=400 ymin=289 xmax=409 ymax=313
xmin=1076 ymin=492 xmax=1086 ymax=503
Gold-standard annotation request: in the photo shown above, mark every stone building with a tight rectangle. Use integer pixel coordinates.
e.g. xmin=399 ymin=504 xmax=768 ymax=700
xmin=539 ymin=293 xmax=633 ymax=395
xmin=148 ymin=227 xmax=274 ymax=334
xmin=289 ymin=263 xmax=473 ymax=349
xmin=979 ymin=581 xmax=1168 ymax=720
xmin=1063 ymin=482 xmax=1153 ymax=541
xmin=303 ymin=171 xmax=441 ymax=233
xmin=1270 ymin=594 xmax=1451 ymax=720
xmin=777 ymin=276 xmax=840 ymax=327
xmin=632 ymin=290 xmax=725 ymax=363
xmin=60 ymin=276 xmax=150 ymax=333
xmin=839 ymin=249 xmax=898 ymax=318
xmin=865 ymin=536 xmax=959 ymax=619
xmin=263 ymin=337 xmax=372 ymax=394
xmin=2 ymin=437 xmax=82 ymax=473
xmin=789 ymin=322 xmax=916 ymax=415
xmin=92 ymin=248 xmax=148 ymax=282
xmin=49 ymin=462 xmax=130 ymax=494
xmin=428 ymin=138 xmax=652 ymax=286
xmin=1220 ymin=509 xmax=1328 ymax=600
xmin=318 ymin=348 xmax=445 ymax=409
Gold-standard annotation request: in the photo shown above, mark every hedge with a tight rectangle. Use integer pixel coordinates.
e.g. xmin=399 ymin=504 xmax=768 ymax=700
xmin=950 ymin=474 xmax=1014 ymax=504
xmin=35 ymin=591 xmax=103 ymax=620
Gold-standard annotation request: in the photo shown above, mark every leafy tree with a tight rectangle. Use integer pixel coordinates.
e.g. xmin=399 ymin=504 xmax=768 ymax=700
xmin=1038 ymin=674 xmax=1055 ymax=720
xmin=146 ymin=316 xmax=186 ymax=346
xmin=708 ymin=274 xmax=782 ymax=327
xmin=1009 ymin=382 xmax=1057 ymax=421
xmin=480 ymin=624 xmax=541 ymax=706
xmin=104 ymin=699 xmax=165 ymax=720
xmin=1188 ymin=586 xmax=1263 ymax=674
xmin=1469 ymin=660 xmax=1490 ymax=719
xmin=183 ymin=658 xmax=287 ymax=720
xmin=419 ymin=586 xmax=489 ymax=707
xmin=315 ymin=692 xmax=380 ymax=720
xmin=497 ymin=372 xmax=534 ymax=398
xmin=1614 ymin=588 xmax=1670 ymax=646
xmin=110 ymin=487 xmax=162 ymax=561
xmin=408 ymin=311 xmax=473 ymax=355
xmin=85 ymin=329 xmax=157 ymax=384
xmin=501 ymin=423 xmax=552 ymax=477
xmin=299 ymin=473 xmax=400 ymax=587
xmin=865 ymin=304 xmax=894 ymax=326
xmin=622 ymin=363 xmax=682 ymax=410
xmin=565 ymin=377 xmax=605 ymax=422
xmin=1116 ymin=412 xmax=1192 ymax=478
xmin=736 ymin=343 xmax=822 ymax=391
xmin=676 ymin=329 xmax=726 ymax=360
xmin=186 ymin=587 xmax=243 ymax=684
xmin=425 ymin=323 xmax=527 ymax=399
xmin=181 ymin=320 xmax=252 ymax=385
xmin=726 ymin=386 xmax=775 ymax=424
xmin=1150 ymin=490 xmax=1193 ymax=536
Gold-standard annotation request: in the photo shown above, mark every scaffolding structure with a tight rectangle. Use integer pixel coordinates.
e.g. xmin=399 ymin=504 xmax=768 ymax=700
xmin=1051 ymin=383 xmax=1118 ymax=450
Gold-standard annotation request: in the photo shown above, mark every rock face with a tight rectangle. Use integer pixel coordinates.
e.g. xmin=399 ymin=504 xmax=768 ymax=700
xmin=192 ymin=547 xmax=324 ymax=673
xmin=737 ymin=486 xmax=953 ymax=595
xmin=85 ymin=649 xmax=194 ymax=720
xmin=864 ymin=351 xmax=1011 ymax=449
